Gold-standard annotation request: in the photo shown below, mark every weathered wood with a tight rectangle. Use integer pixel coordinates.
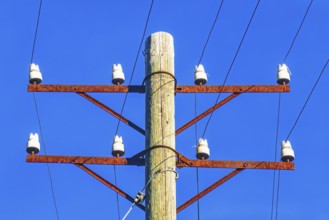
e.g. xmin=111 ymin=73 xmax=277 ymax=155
xmin=145 ymin=32 xmax=176 ymax=220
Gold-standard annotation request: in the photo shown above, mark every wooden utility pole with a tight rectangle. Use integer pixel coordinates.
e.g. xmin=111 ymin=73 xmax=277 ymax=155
xmin=144 ymin=32 xmax=176 ymax=220
xmin=26 ymin=31 xmax=294 ymax=219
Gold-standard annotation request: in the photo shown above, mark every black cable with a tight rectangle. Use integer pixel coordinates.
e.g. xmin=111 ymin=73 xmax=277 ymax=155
xmin=275 ymin=170 xmax=281 ymax=220
xmin=33 ymin=93 xmax=60 ymax=220
xmin=270 ymin=93 xmax=281 ymax=220
xmin=115 ymin=0 xmax=154 ymax=135
xmin=286 ymin=59 xmax=328 ymax=140
xmin=202 ymin=0 xmax=261 ymax=138
xmin=283 ymin=0 xmax=314 ymax=62
xmin=30 ymin=0 xmax=43 ymax=63
xmin=112 ymin=1 xmax=154 ymax=217
xmin=197 ymin=0 xmax=224 ymax=65
xmin=196 ymin=168 xmax=201 ymax=220
xmin=30 ymin=0 xmax=60 ymax=219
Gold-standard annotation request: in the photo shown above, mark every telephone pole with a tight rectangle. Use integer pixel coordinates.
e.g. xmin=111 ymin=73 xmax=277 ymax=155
xmin=145 ymin=32 xmax=176 ymax=220
xmin=26 ymin=31 xmax=294 ymax=219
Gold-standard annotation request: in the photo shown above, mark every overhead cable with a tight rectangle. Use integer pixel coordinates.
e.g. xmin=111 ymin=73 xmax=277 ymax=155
xmin=283 ymin=0 xmax=314 ymax=62
xmin=285 ymin=59 xmax=328 ymax=140
xmin=202 ymin=0 xmax=261 ymax=138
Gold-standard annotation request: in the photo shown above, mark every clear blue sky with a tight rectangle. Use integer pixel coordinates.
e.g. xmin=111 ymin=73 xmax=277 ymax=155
xmin=1 ymin=0 xmax=328 ymax=219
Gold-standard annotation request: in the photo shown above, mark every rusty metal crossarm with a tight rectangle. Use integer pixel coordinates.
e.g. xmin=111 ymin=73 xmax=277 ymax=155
xmin=176 ymin=85 xmax=290 ymax=93
xmin=76 ymin=164 xmax=145 ymax=211
xmin=28 ymin=84 xmax=145 ymax=93
xmin=26 ymin=155 xmax=294 ymax=170
xmin=28 ymin=84 xmax=289 ymax=93
xmin=26 ymin=155 xmax=145 ymax=166
xmin=176 ymin=169 xmax=243 ymax=213
xmin=77 ymin=92 xmax=145 ymax=135
xmin=177 ymin=159 xmax=294 ymax=170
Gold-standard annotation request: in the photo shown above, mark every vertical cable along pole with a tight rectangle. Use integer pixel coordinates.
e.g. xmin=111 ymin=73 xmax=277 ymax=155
xmin=145 ymin=32 xmax=176 ymax=220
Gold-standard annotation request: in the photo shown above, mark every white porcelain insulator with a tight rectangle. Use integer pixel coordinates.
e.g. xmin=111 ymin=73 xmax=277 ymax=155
xmin=281 ymin=140 xmax=295 ymax=162
xmin=29 ymin=63 xmax=43 ymax=84
xmin=277 ymin=64 xmax=290 ymax=85
xmin=112 ymin=64 xmax=125 ymax=85
xmin=196 ymin=138 xmax=210 ymax=159
xmin=27 ymin=133 xmax=40 ymax=154
xmin=112 ymin=135 xmax=125 ymax=157
xmin=194 ymin=64 xmax=208 ymax=85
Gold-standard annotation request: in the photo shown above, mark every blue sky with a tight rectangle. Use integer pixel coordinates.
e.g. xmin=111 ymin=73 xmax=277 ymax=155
xmin=1 ymin=0 xmax=328 ymax=219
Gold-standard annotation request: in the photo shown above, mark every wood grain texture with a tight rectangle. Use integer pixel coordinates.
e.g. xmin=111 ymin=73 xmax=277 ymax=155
xmin=145 ymin=32 xmax=176 ymax=220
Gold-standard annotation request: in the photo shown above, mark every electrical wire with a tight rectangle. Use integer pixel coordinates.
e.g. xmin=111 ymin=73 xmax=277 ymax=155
xmin=194 ymin=2 xmax=225 ymax=218
xmin=121 ymin=168 xmax=178 ymax=220
xmin=202 ymin=0 xmax=261 ymax=138
xmin=114 ymin=0 xmax=154 ymax=135
xmin=275 ymin=170 xmax=281 ymax=220
xmin=111 ymin=2 xmax=154 ymax=218
xmin=197 ymin=0 xmax=224 ymax=65
xmin=30 ymin=0 xmax=43 ymax=63
xmin=283 ymin=0 xmax=314 ymax=62
xmin=30 ymin=0 xmax=60 ymax=219
xmin=33 ymin=94 xmax=60 ymax=220
xmin=270 ymin=93 xmax=281 ymax=220
xmin=285 ymin=59 xmax=328 ymax=140
xmin=271 ymin=2 xmax=315 ymax=218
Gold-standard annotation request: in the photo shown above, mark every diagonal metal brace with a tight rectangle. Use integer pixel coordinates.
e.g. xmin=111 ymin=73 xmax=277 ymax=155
xmin=75 ymin=163 xmax=145 ymax=211
xmin=77 ymin=92 xmax=145 ymax=135
xmin=176 ymin=168 xmax=244 ymax=213
xmin=176 ymin=93 xmax=240 ymax=135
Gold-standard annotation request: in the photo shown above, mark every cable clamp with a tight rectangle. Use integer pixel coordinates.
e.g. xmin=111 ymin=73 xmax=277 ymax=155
xmin=134 ymin=191 xmax=145 ymax=204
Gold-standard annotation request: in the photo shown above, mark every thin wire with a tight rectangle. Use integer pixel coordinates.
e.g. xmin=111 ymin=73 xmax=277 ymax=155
xmin=194 ymin=2 xmax=225 ymax=216
xmin=113 ymin=165 xmax=121 ymax=220
xmin=33 ymin=93 xmax=60 ymax=220
xmin=194 ymin=93 xmax=201 ymax=220
xmin=275 ymin=170 xmax=281 ymax=220
xmin=122 ymin=168 xmax=178 ymax=220
xmin=202 ymin=0 xmax=261 ymax=138
xmin=30 ymin=0 xmax=43 ymax=63
xmin=196 ymin=168 xmax=201 ymax=220
xmin=283 ymin=0 xmax=314 ymax=62
xmin=270 ymin=93 xmax=281 ymax=220
xmin=112 ymin=1 xmax=154 ymax=216
xmin=286 ymin=59 xmax=328 ymax=140
xmin=30 ymin=0 xmax=60 ymax=218
xmin=115 ymin=0 xmax=154 ymax=135
xmin=197 ymin=0 xmax=224 ymax=65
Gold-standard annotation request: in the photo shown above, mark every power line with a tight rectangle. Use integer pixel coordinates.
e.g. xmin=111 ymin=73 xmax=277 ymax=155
xmin=286 ymin=58 xmax=328 ymax=140
xmin=115 ymin=0 xmax=155 ymax=135
xmin=30 ymin=0 xmax=43 ymax=63
xmin=30 ymin=0 xmax=60 ymax=219
xmin=283 ymin=0 xmax=314 ymax=62
xmin=112 ymin=1 xmax=154 ymax=217
xmin=33 ymin=94 xmax=60 ymax=220
xmin=193 ymin=1 xmax=225 ymax=215
xmin=197 ymin=0 xmax=224 ymax=65
xmin=275 ymin=170 xmax=281 ymax=220
xmin=202 ymin=0 xmax=261 ymax=138
xmin=270 ymin=93 xmax=281 ymax=220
